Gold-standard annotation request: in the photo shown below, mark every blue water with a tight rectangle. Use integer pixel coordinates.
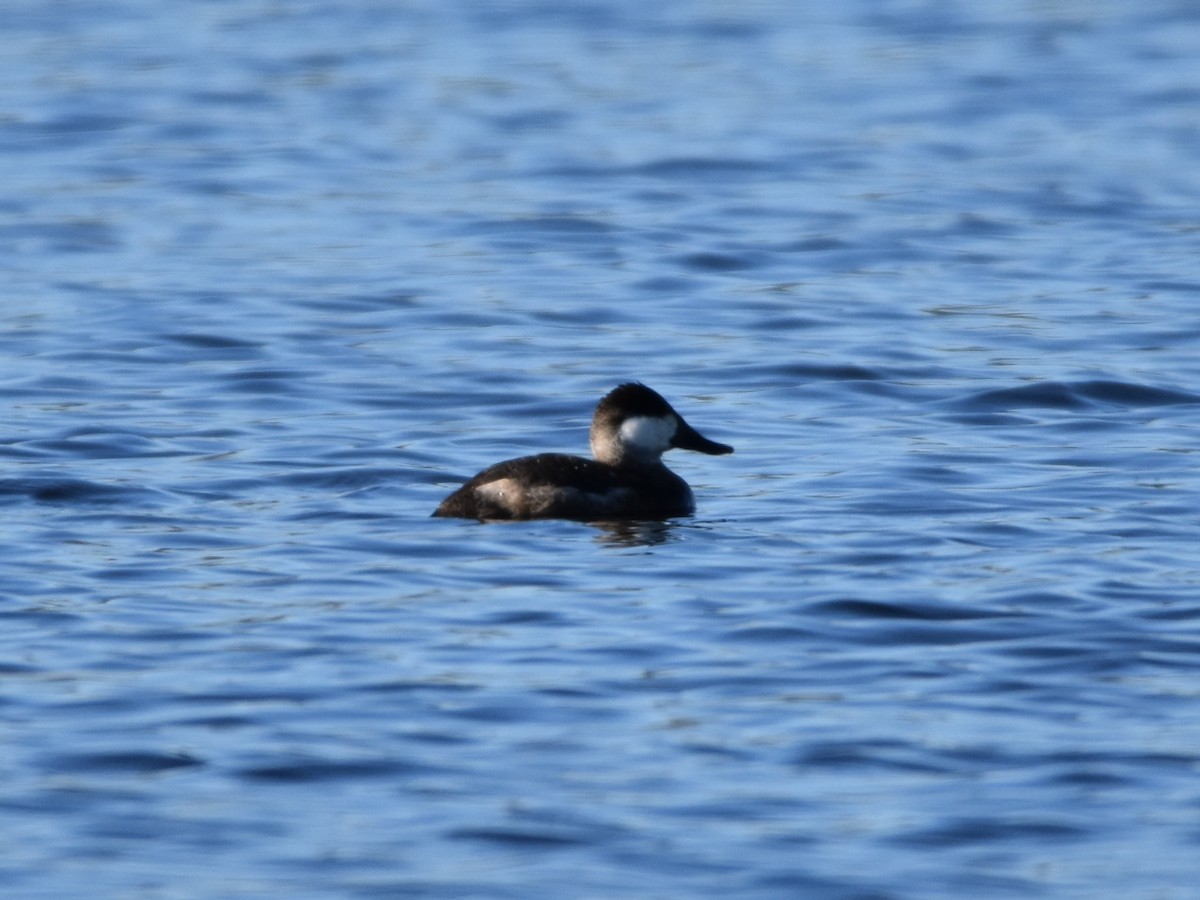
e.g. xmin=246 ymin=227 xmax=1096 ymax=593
xmin=3 ymin=1 xmax=1200 ymax=896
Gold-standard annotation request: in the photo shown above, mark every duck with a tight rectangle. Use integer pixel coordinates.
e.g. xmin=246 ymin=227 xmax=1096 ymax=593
xmin=433 ymin=383 xmax=732 ymax=520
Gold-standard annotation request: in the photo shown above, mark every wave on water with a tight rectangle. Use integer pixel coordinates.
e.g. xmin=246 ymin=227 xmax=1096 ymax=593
xmin=954 ymin=379 xmax=1200 ymax=412
xmin=0 ymin=477 xmax=158 ymax=506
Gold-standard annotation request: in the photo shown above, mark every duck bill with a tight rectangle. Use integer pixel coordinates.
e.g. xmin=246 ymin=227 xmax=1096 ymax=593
xmin=672 ymin=418 xmax=733 ymax=455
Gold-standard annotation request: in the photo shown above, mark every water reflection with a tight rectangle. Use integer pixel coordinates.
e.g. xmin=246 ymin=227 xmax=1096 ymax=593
xmin=590 ymin=519 xmax=679 ymax=547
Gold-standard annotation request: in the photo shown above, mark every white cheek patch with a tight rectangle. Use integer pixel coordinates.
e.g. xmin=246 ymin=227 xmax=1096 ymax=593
xmin=618 ymin=415 xmax=676 ymax=454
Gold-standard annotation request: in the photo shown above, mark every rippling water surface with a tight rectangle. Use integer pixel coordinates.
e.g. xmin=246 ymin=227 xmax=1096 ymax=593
xmin=4 ymin=1 xmax=1200 ymax=896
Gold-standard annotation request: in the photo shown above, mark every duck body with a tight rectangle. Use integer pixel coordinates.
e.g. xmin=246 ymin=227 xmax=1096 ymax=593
xmin=433 ymin=383 xmax=732 ymax=522
xmin=434 ymin=452 xmax=696 ymax=520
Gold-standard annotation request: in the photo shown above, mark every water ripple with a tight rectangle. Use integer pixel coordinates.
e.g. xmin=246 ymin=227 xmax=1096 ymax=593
xmin=959 ymin=379 xmax=1200 ymax=411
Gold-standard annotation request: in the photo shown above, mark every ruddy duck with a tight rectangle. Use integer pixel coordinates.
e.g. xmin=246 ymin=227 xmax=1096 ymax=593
xmin=433 ymin=383 xmax=732 ymax=521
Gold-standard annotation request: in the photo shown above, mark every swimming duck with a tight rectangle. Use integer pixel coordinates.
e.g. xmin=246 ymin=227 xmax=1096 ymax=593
xmin=433 ymin=383 xmax=732 ymax=520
